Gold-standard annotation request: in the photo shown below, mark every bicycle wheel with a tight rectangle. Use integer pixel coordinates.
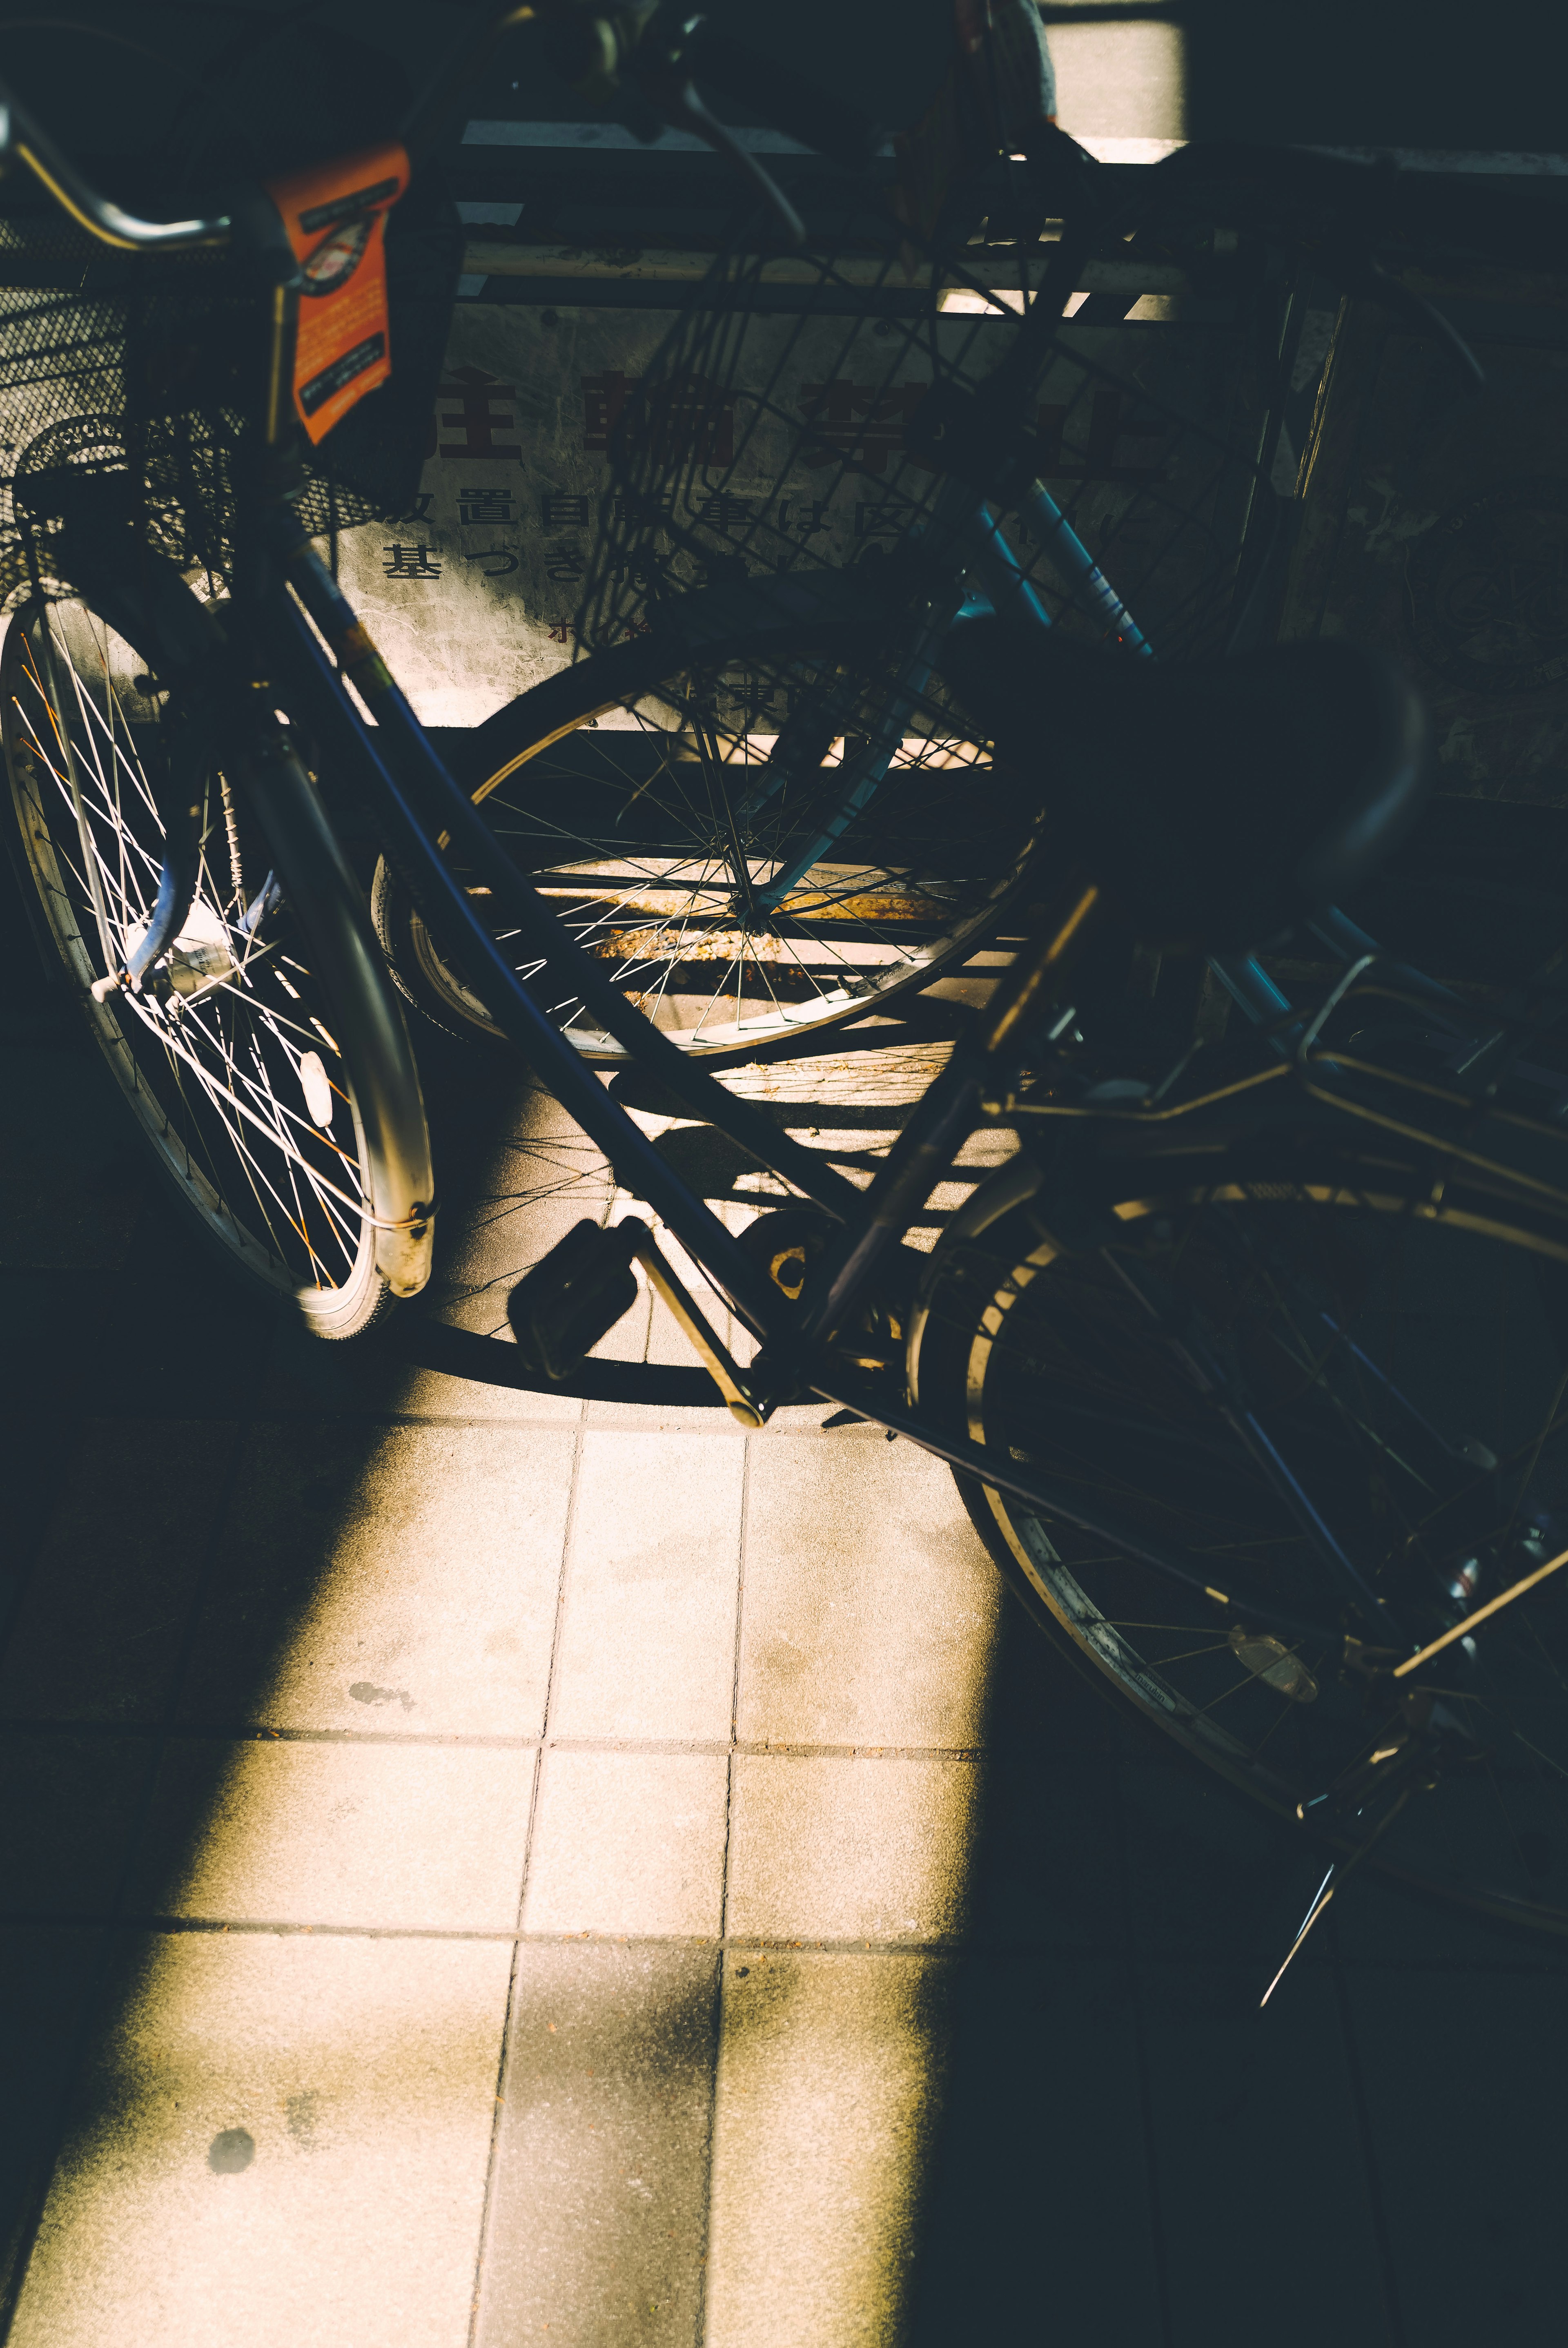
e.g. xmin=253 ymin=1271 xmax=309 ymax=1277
xmin=910 ymin=1126 xmax=1568 ymax=1929
xmin=370 ymin=583 xmax=1039 ymax=1061
xmin=2 ymin=595 xmax=434 ymax=1337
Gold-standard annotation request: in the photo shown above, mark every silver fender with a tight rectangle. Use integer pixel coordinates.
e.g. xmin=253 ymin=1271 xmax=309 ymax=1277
xmin=236 ymin=744 xmax=435 ymax=1297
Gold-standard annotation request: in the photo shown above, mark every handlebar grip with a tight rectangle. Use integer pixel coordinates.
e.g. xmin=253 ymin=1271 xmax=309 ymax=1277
xmin=682 ymin=27 xmax=881 ymax=170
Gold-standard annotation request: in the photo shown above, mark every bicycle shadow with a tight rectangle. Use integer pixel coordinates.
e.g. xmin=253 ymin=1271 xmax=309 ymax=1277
xmin=900 ymin=1574 xmax=1568 ymax=2348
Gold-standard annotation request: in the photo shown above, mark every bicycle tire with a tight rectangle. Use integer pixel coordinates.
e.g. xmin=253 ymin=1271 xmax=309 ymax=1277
xmin=2 ymin=590 xmax=435 ymax=1338
xmin=910 ymin=1125 xmax=1568 ymax=1931
xmin=370 ymin=577 xmax=1039 ymax=1062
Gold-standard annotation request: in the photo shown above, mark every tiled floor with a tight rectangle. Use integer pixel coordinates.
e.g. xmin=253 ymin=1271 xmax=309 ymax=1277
xmin=4 ymin=880 xmax=1568 ymax=2348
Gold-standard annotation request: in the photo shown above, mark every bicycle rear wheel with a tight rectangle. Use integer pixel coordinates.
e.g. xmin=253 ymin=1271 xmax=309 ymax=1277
xmin=2 ymin=595 xmax=434 ymax=1336
xmin=911 ymin=1126 xmax=1568 ymax=1929
xmin=370 ymin=586 xmax=1040 ymax=1061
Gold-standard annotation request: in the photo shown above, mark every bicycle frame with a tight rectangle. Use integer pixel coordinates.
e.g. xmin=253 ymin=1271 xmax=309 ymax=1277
xmin=211 ymin=493 xmax=1376 ymax=1653
xmin=5 ymin=51 xmax=1504 ymax=1660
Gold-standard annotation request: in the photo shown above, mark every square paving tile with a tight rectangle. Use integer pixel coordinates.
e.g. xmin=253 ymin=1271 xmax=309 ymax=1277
xmin=522 ymin=1751 xmax=729 ymax=1940
xmin=0 ymin=1733 xmax=158 ymax=1918
xmin=964 ymin=1750 xmax=1128 ymax=1953
xmin=476 ymin=1941 xmax=719 ymax=2347
xmin=0 ymin=1421 xmax=237 ymax=1726
xmin=549 ymin=1431 xmax=745 ymax=1743
xmin=905 ymin=1954 xmax=1163 ymax=2348
xmin=705 ymin=1950 xmax=953 ymax=2348
xmin=1142 ymin=1964 xmax=1393 ymax=2348
xmin=0 ymin=1414 xmax=89 ymax=1634
xmin=77 ymin=1190 xmax=281 ymax=1424
xmin=1119 ymin=1753 xmax=1318 ymax=1965
xmin=0 ymin=1925 xmax=106 ymax=2307
xmin=127 ymin=1738 xmax=535 ymax=1932
xmin=178 ymin=1419 xmax=576 ymax=1737
xmin=726 ymin=1753 xmax=982 ymax=1945
xmin=8 ymin=1930 xmax=512 ymax=2348
xmin=0 ymin=1046 xmax=145 ymax=1272
xmin=1344 ymin=1963 xmax=1568 ymax=2346
xmin=0 ymin=1267 xmax=116 ymax=1422
xmin=737 ymin=1438 xmax=1000 ymax=1750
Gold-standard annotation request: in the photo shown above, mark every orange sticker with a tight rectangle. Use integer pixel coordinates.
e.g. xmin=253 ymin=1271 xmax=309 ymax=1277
xmin=264 ymin=143 xmax=411 ymax=444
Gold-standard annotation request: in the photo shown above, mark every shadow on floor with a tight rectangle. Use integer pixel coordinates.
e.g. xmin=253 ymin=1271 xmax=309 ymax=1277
xmin=903 ymin=1593 xmax=1568 ymax=2348
xmin=6 ymin=834 xmax=1568 ymax=2344
xmin=0 ymin=833 xmax=563 ymax=2318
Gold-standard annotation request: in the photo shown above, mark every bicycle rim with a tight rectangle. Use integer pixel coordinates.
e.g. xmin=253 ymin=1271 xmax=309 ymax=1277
xmin=3 ymin=597 xmax=393 ymax=1335
xmin=912 ymin=1139 xmax=1568 ymax=1930
xmin=373 ymin=617 xmax=1038 ymax=1061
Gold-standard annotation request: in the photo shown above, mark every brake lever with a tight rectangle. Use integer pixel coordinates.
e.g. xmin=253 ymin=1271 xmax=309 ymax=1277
xmin=638 ymin=70 xmax=805 ymax=248
xmin=515 ymin=3 xmax=807 ymax=247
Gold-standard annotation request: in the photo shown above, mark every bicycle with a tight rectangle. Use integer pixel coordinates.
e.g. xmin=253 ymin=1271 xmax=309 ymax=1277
xmin=6 ymin=10 xmax=1568 ymax=1958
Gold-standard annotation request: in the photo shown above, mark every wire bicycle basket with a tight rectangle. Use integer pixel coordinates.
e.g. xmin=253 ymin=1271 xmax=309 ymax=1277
xmin=573 ymin=190 xmax=1278 ymax=695
xmin=0 ymin=200 xmax=443 ymax=608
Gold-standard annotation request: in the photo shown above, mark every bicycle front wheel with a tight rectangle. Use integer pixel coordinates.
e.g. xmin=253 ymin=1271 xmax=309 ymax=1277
xmin=370 ymin=585 xmax=1039 ymax=1061
xmin=911 ymin=1127 xmax=1568 ymax=1930
xmin=3 ymin=595 xmax=434 ymax=1338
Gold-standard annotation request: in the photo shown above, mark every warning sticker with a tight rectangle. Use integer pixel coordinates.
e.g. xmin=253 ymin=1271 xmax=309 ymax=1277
xmin=264 ymin=143 xmax=410 ymax=444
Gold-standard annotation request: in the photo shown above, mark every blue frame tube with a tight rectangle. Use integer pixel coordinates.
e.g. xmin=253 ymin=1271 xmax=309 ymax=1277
xmin=1206 ymin=950 xmax=1305 ymax=1054
xmin=962 ymin=507 xmax=1056 ymax=632
xmin=1016 ymin=482 xmax=1154 ymax=658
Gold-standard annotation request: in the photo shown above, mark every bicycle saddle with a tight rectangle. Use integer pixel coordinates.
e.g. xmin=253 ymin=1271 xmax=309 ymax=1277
xmin=937 ymin=621 xmax=1430 ymax=950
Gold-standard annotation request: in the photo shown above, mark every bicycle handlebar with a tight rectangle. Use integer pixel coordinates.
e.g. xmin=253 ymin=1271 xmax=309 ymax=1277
xmin=2 ymin=14 xmax=1557 ymax=288
xmin=0 ymin=78 xmax=232 ymax=250
xmin=0 ymin=0 xmax=539 ymax=248
xmin=0 ymin=3 xmax=820 ymax=261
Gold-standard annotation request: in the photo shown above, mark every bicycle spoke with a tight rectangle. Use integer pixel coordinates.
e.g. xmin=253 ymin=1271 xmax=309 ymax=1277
xmin=5 ymin=599 xmax=382 ymax=1317
xmin=932 ymin=1148 xmax=1568 ymax=1923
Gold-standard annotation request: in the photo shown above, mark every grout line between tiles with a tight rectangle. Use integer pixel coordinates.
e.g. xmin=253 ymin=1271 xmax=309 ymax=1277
xmin=1114 ymin=1757 xmax=1176 ymax=2348
xmin=0 ymin=1909 xmax=1562 ymax=1973
xmin=0 ymin=1403 xmax=875 ymax=1435
xmin=694 ymin=1425 xmax=753 ymax=2348
xmin=720 ymin=1432 xmax=752 ymax=1939
xmin=0 ymin=1918 xmax=1059 ymax=1951
xmin=464 ymin=1395 xmax=588 ymax=2348
xmin=0 ymin=1719 xmax=988 ymax=1757
xmin=1329 ymin=1910 xmax=1410 ymax=2348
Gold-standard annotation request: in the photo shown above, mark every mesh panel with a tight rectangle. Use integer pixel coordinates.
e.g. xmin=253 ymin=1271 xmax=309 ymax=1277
xmin=575 ymin=210 xmax=1270 ymax=687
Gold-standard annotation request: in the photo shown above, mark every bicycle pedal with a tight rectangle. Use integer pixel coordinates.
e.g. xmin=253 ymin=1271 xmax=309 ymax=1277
xmin=507 ymin=1218 xmax=641 ymax=1381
